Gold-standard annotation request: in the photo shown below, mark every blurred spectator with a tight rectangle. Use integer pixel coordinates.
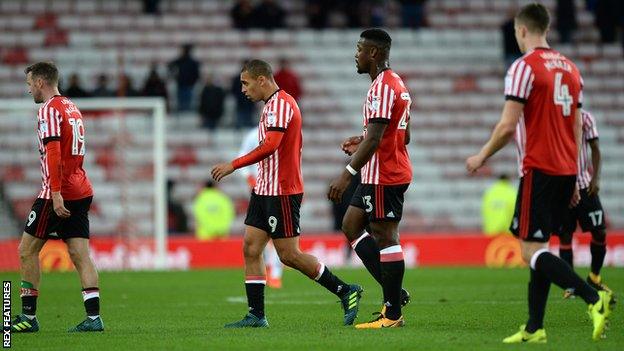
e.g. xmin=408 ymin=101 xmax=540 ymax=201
xmin=143 ymin=0 xmax=161 ymax=15
xmin=398 ymin=0 xmax=427 ymax=29
xmin=556 ymin=0 xmax=578 ymax=44
xmin=91 ymin=74 xmax=114 ymax=97
xmin=342 ymin=0 xmax=364 ymax=28
xmin=142 ymin=64 xmax=169 ymax=107
xmin=231 ymin=0 xmax=254 ymax=29
xmin=594 ymin=0 xmax=618 ymax=43
xmin=167 ymin=180 xmax=188 ymax=235
xmin=306 ymin=0 xmax=330 ymax=29
xmin=198 ymin=75 xmax=226 ymax=131
xmin=274 ymin=58 xmax=303 ymax=102
xmin=116 ymin=73 xmax=139 ymax=97
xmin=168 ymin=44 xmax=200 ymax=112
xmin=231 ymin=63 xmax=256 ymax=129
xmin=501 ymin=11 xmax=522 ymax=68
xmin=64 ymin=73 xmax=90 ymax=98
xmin=252 ymin=0 xmax=286 ymax=29
xmin=369 ymin=1 xmax=387 ymax=27
xmin=481 ymin=174 xmax=516 ymax=236
xmin=193 ymin=180 xmax=235 ymax=241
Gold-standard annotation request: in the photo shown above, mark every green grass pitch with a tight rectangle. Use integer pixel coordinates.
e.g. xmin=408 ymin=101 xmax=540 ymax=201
xmin=3 ymin=267 xmax=622 ymax=350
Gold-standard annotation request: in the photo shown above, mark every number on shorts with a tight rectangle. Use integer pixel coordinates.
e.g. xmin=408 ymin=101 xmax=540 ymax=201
xmin=268 ymin=216 xmax=278 ymax=233
xmin=363 ymin=195 xmax=373 ymax=213
xmin=27 ymin=211 xmax=36 ymax=226
xmin=588 ymin=210 xmax=603 ymax=226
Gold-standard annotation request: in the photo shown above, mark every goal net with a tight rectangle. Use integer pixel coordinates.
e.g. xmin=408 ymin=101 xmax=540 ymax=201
xmin=0 ymin=97 xmax=168 ymax=269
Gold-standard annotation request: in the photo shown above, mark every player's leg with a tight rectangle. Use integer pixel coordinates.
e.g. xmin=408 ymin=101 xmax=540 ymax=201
xmin=344 ymin=185 xmax=410 ymax=307
xmin=506 ymin=172 xmax=609 ymax=342
xmin=244 ymin=226 xmax=270 ymax=318
xmin=65 ymin=237 xmax=103 ymax=332
xmin=342 ymin=205 xmax=382 ymax=282
xmin=557 ymin=207 xmax=576 ymax=268
xmin=225 ymin=192 xmax=271 ymax=328
xmin=12 ymin=232 xmax=46 ymax=332
xmin=577 ymin=191 xmax=610 ymax=291
xmin=355 ymin=184 xmax=408 ymax=329
xmin=225 ymin=225 xmax=270 ymax=328
xmin=57 ymin=196 xmax=103 ymax=332
xmin=270 ymin=194 xmax=362 ymax=325
xmin=12 ymin=198 xmax=54 ymax=333
xmin=368 ymin=220 xmax=404 ymax=326
xmin=272 ymin=236 xmax=362 ymax=325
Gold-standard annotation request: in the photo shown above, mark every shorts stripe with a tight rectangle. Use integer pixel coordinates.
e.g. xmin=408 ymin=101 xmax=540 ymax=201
xmin=375 ymin=185 xmax=383 ymax=219
xmin=520 ymin=170 xmax=533 ymax=239
xmin=36 ymin=200 xmax=50 ymax=238
xmin=281 ymin=196 xmax=292 ymax=237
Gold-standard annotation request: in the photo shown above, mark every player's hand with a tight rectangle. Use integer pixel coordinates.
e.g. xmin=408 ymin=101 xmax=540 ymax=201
xmin=211 ymin=162 xmax=235 ymax=182
xmin=465 ymin=154 xmax=486 ymax=173
xmin=587 ymin=178 xmax=600 ymax=197
xmin=341 ymin=136 xmax=363 ymax=156
xmin=569 ymin=185 xmax=580 ymax=208
xmin=327 ymin=171 xmax=352 ymax=203
xmin=51 ymin=191 xmax=71 ymax=218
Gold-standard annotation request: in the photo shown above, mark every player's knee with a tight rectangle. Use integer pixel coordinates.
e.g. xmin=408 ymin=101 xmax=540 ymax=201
xmin=242 ymin=242 xmax=263 ymax=260
xmin=591 ymin=229 xmax=606 ymax=244
xmin=558 ymin=233 xmax=573 ymax=245
xmin=375 ymin=235 xmax=399 ymax=249
xmin=67 ymin=246 xmax=88 ymax=265
xmin=18 ymin=242 xmax=38 ymax=262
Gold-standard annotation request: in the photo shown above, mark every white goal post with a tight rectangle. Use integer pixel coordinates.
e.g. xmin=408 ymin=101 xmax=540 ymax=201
xmin=1 ymin=97 xmax=168 ymax=269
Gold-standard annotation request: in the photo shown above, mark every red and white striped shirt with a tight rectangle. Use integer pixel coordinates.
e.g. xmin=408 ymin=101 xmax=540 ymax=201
xmin=506 ymin=48 xmax=583 ymax=177
xmin=361 ymin=69 xmax=412 ymax=185
xmin=577 ymin=110 xmax=599 ymax=189
xmin=36 ymin=96 xmax=92 ymax=200
xmin=254 ymin=90 xmax=303 ymax=196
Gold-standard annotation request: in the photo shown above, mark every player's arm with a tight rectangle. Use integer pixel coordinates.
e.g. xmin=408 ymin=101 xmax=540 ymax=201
xmin=211 ymin=131 xmax=284 ymax=182
xmin=45 ymin=140 xmax=70 ymax=218
xmin=466 ymin=100 xmax=523 ymax=173
xmin=41 ymin=105 xmax=71 ymax=218
xmin=587 ymin=138 xmax=601 ymax=196
xmin=328 ymin=122 xmax=387 ymax=202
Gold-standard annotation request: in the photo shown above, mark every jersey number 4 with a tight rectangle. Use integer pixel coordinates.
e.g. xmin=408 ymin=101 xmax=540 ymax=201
xmin=398 ymin=93 xmax=411 ymax=130
xmin=68 ymin=118 xmax=85 ymax=156
xmin=554 ymin=72 xmax=573 ymax=117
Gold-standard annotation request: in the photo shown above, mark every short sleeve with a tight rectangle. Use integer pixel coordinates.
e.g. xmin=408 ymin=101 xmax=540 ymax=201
xmin=582 ymin=110 xmax=599 ymax=140
xmin=504 ymin=58 xmax=534 ymax=103
xmin=39 ymin=105 xmax=62 ymax=143
xmin=367 ymin=82 xmax=395 ymax=124
xmin=264 ymin=97 xmax=294 ymax=132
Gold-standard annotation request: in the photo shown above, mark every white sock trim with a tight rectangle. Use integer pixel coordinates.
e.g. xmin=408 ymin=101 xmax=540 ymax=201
xmin=530 ymin=248 xmax=550 ymax=270
xmin=245 ymin=280 xmax=267 ymax=285
xmin=350 ymin=232 xmax=370 ymax=249
xmin=314 ymin=263 xmax=326 ymax=281
xmin=379 ymin=245 xmax=403 ymax=255
xmin=82 ymin=291 xmax=100 ymax=301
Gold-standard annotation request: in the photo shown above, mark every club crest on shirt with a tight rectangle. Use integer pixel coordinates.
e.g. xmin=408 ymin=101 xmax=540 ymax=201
xmin=38 ymin=120 xmax=48 ymax=134
xmin=369 ymin=96 xmax=381 ymax=111
xmin=266 ymin=112 xmax=277 ymax=125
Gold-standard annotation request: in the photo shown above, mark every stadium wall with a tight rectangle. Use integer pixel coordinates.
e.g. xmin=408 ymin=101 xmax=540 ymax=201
xmin=1 ymin=233 xmax=624 ymax=271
